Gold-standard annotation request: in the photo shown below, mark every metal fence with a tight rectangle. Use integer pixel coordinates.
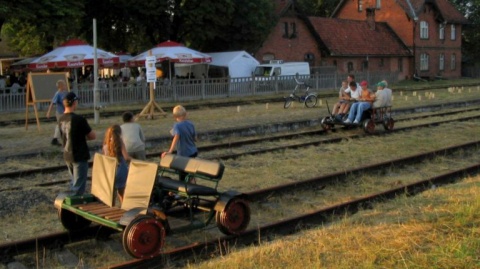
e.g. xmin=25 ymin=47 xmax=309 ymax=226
xmin=0 ymin=71 xmax=399 ymax=113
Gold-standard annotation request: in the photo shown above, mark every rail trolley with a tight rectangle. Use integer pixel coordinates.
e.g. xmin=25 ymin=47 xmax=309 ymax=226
xmin=54 ymin=153 xmax=251 ymax=259
xmin=320 ymin=101 xmax=395 ymax=134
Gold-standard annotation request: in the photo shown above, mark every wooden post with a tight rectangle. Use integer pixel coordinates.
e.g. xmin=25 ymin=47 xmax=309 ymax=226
xmin=137 ymin=50 xmax=166 ymax=119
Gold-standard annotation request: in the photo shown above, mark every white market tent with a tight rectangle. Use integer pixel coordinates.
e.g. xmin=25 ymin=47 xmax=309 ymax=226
xmin=208 ymin=51 xmax=259 ymax=78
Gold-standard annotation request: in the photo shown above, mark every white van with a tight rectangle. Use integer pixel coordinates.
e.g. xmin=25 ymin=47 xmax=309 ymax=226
xmin=254 ymin=60 xmax=310 ymax=77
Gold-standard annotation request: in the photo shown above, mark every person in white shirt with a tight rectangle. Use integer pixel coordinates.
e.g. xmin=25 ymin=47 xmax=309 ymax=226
xmin=120 ymin=111 xmax=146 ymax=160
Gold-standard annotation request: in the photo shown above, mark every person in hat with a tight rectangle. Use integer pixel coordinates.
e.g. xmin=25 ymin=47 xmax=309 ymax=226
xmin=344 ymin=80 xmax=375 ymax=124
xmin=59 ymin=92 xmax=96 ymax=195
xmin=373 ymin=81 xmax=389 ymax=109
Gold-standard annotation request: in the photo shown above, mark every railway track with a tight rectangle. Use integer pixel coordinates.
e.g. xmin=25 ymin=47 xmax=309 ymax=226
xmin=1 ymin=139 xmax=479 ymax=267
xmin=0 ymin=108 xmax=479 ymax=187
xmin=2 ymin=100 xmax=480 ymax=163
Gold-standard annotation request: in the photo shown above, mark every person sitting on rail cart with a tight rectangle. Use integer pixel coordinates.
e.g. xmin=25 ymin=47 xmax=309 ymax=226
xmin=331 ymin=80 xmax=348 ymax=117
xmin=344 ymin=80 xmax=375 ymax=124
xmin=373 ymin=81 xmax=389 ymax=109
xmin=335 ymin=81 xmax=361 ymax=121
xmin=381 ymin=80 xmax=393 ymax=107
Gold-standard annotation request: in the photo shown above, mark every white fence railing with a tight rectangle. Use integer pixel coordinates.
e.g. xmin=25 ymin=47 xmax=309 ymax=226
xmin=0 ymin=71 xmax=399 ymax=113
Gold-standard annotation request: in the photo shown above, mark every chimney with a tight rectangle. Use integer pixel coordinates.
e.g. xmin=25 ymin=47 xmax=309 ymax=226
xmin=366 ymin=8 xmax=376 ymax=30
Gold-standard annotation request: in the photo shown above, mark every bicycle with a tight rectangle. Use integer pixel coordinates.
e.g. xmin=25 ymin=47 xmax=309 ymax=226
xmin=284 ymin=78 xmax=318 ymax=109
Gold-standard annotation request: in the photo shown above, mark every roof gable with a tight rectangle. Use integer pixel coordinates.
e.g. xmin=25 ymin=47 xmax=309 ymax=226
xmin=332 ymin=0 xmax=468 ymax=24
xmin=308 ymin=17 xmax=411 ymax=56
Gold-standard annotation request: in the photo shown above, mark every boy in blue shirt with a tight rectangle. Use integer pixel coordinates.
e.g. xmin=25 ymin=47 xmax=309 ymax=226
xmin=162 ymin=105 xmax=197 ymax=186
xmin=162 ymin=105 xmax=198 ymax=159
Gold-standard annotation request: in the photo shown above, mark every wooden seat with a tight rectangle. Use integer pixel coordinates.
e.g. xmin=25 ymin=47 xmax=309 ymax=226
xmin=160 ymin=154 xmax=224 ymax=180
xmin=121 ymin=160 xmax=159 ymax=211
xmin=90 ymin=153 xmax=117 ymax=207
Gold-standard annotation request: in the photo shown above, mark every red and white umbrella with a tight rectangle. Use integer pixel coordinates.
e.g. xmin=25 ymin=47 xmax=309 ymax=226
xmin=128 ymin=40 xmax=212 ymax=67
xmin=28 ymin=39 xmax=120 ymax=70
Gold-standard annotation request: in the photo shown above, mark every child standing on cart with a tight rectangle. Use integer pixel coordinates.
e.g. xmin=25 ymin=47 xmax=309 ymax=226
xmin=162 ymin=105 xmax=198 ymax=182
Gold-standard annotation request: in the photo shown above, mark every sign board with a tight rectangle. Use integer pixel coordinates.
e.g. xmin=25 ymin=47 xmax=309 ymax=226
xmin=25 ymin=72 xmax=69 ymax=130
xmin=145 ymin=56 xmax=156 ymax=82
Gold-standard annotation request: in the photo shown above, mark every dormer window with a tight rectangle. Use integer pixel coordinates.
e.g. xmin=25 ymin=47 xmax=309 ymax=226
xmin=439 ymin=24 xmax=445 ymax=40
xmin=283 ymin=22 xmax=297 ymax=39
xmin=420 ymin=21 xmax=429 ymax=39
xmin=451 ymin=24 xmax=456 ymax=40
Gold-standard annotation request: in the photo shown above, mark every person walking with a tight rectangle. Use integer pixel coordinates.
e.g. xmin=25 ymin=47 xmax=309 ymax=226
xmin=59 ymin=92 xmax=96 ymax=195
xmin=120 ymin=111 xmax=146 ymax=160
xmin=46 ymin=80 xmax=68 ymax=146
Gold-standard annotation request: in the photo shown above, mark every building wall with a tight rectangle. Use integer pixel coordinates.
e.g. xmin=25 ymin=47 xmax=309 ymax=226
xmin=335 ymin=0 xmax=463 ymax=79
xmin=414 ymin=4 xmax=462 ymax=78
xmin=335 ymin=0 xmax=415 ymax=46
xmin=254 ymin=14 xmax=320 ymax=65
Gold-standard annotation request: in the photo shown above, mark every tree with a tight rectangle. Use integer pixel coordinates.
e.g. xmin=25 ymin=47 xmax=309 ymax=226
xmin=0 ymin=0 xmax=84 ymax=56
xmin=176 ymin=0 xmax=276 ymax=52
xmin=449 ymin=0 xmax=480 ymax=62
xmin=296 ymin=0 xmax=340 ymax=17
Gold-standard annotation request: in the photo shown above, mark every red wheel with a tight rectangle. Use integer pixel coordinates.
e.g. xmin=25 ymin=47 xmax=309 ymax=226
xmin=363 ymin=119 xmax=375 ymax=134
xmin=383 ymin=117 xmax=395 ymax=131
xmin=58 ymin=208 xmax=91 ymax=231
xmin=122 ymin=215 xmax=166 ymax=259
xmin=216 ymin=198 xmax=250 ymax=235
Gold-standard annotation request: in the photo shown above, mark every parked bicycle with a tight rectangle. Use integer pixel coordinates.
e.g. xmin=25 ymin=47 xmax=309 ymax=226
xmin=284 ymin=78 xmax=318 ymax=108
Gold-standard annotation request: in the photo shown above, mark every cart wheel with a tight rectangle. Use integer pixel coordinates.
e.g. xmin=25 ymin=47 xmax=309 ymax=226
xmin=58 ymin=208 xmax=91 ymax=231
xmin=122 ymin=215 xmax=165 ymax=259
xmin=321 ymin=117 xmax=333 ymax=131
xmin=304 ymin=95 xmax=317 ymax=108
xmin=284 ymin=97 xmax=293 ymax=109
xmin=363 ymin=119 xmax=376 ymax=134
xmin=383 ymin=117 xmax=395 ymax=131
xmin=216 ymin=198 xmax=250 ymax=235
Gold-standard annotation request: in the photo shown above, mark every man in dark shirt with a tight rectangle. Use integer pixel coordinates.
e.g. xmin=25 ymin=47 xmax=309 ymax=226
xmin=59 ymin=92 xmax=96 ymax=195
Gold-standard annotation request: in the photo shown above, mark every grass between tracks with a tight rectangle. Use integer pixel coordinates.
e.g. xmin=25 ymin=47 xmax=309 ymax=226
xmin=188 ymin=175 xmax=480 ymax=269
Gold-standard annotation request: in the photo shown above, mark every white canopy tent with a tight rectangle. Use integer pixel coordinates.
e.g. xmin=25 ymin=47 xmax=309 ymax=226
xmin=207 ymin=51 xmax=259 ymax=78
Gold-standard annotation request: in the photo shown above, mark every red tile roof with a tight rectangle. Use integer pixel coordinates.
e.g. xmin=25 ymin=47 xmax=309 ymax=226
xmin=308 ymin=17 xmax=411 ymax=56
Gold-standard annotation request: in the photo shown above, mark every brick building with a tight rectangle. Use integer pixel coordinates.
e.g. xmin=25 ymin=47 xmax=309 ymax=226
xmin=255 ymin=0 xmax=468 ymax=80
xmin=332 ymin=0 xmax=469 ymax=79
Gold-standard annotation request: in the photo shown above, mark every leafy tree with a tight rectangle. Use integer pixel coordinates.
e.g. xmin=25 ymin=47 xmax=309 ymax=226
xmin=80 ymin=0 xmax=172 ymax=54
xmin=296 ymin=0 xmax=340 ymax=17
xmin=0 ymin=0 xmax=84 ymax=56
xmin=176 ymin=0 xmax=276 ymax=52
xmin=449 ymin=0 xmax=480 ymax=62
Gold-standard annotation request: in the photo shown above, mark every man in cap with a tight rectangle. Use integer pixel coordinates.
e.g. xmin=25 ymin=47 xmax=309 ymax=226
xmin=59 ymin=92 xmax=96 ymax=195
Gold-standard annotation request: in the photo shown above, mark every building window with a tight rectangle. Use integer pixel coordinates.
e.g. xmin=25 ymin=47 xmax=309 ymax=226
xmin=347 ymin=62 xmax=354 ymax=72
xmin=362 ymin=60 xmax=368 ymax=71
xmin=439 ymin=24 xmax=445 ymax=40
xmin=358 ymin=0 xmax=363 ymax=11
xmin=283 ymin=22 xmax=297 ymax=39
xmin=420 ymin=53 xmax=429 ymax=71
xmin=398 ymin=58 xmax=403 ymax=72
xmin=379 ymin=58 xmax=384 ymax=67
xmin=451 ymin=24 xmax=456 ymax=40
xmin=376 ymin=0 xmax=381 ymax=9
xmin=439 ymin=54 xmax=445 ymax=71
xmin=290 ymin=22 xmax=297 ymax=38
xmin=283 ymin=22 xmax=289 ymax=38
xmin=304 ymin=53 xmax=314 ymax=61
xmin=451 ymin=54 xmax=456 ymax=70
xmin=420 ymin=21 xmax=429 ymax=39
xmin=262 ymin=53 xmax=275 ymax=62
